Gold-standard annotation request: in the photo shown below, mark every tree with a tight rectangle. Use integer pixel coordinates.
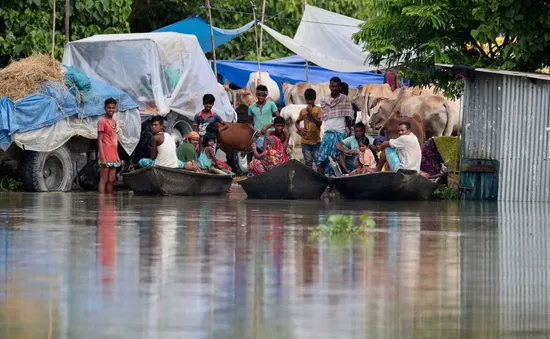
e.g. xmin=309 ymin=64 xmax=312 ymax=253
xmin=197 ymin=0 xmax=368 ymax=61
xmin=128 ymin=0 xmax=201 ymax=33
xmin=352 ymin=0 xmax=550 ymax=96
xmin=0 ymin=0 xmax=132 ymax=67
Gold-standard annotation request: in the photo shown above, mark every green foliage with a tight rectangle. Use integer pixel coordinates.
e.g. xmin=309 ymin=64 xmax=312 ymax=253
xmin=311 ymin=214 xmax=376 ymax=237
xmin=353 ymin=0 xmax=550 ymax=97
xmin=432 ymin=184 xmax=459 ymax=200
xmin=128 ymin=0 xmax=201 ymax=33
xmin=433 ymin=136 xmax=459 ymax=172
xmin=198 ymin=0 xmax=369 ymax=61
xmin=0 ymin=0 xmax=132 ymax=67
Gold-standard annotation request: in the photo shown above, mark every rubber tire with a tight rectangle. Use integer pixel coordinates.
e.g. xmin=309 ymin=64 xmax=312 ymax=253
xmin=20 ymin=145 xmax=74 ymax=192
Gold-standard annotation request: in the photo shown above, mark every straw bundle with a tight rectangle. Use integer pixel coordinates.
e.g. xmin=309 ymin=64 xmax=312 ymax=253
xmin=0 ymin=54 xmax=63 ymax=101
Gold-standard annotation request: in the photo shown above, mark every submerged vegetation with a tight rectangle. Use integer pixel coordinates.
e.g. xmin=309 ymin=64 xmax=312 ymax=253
xmin=432 ymin=184 xmax=460 ymax=200
xmin=311 ymin=214 xmax=376 ymax=237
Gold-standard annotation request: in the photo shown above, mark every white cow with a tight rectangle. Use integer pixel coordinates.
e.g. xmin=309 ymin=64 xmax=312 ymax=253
xmin=247 ymin=71 xmax=281 ymax=104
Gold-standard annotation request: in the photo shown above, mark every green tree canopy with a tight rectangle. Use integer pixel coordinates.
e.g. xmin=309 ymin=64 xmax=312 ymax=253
xmin=0 ymin=0 xmax=132 ymax=67
xmin=195 ymin=0 xmax=368 ymax=61
xmin=352 ymin=0 xmax=550 ymax=95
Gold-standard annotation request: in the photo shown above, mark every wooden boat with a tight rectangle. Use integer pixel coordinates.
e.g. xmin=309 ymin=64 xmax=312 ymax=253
xmin=332 ymin=171 xmax=439 ymax=200
xmin=123 ymin=166 xmax=233 ymax=196
xmin=238 ymin=159 xmax=330 ymax=199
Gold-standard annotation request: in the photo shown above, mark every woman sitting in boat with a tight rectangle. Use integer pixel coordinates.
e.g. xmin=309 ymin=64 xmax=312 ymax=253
xmin=138 ymin=116 xmax=192 ymax=170
xmin=349 ymin=137 xmax=377 ymax=175
xmin=176 ymin=131 xmax=202 ymax=172
xmin=248 ymin=135 xmax=288 ymax=175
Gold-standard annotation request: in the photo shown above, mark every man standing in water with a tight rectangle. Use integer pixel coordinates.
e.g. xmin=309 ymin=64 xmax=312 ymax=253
xmin=316 ymin=77 xmax=354 ymax=175
xmin=97 ymin=98 xmax=120 ymax=194
xmin=380 ymin=121 xmax=421 ymax=173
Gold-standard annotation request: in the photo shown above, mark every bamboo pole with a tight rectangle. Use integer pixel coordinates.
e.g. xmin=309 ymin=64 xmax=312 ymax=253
xmin=252 ymin=2 xmax=261 ymax=75
xmin=302 ymin=0 xmax=309 ymax=82
xmin=65 ymin=0 xmax=70 ymax=44
xmin=206 ymin=0 xmax=217 ymax=77
xmin=257 ymin=0 xmax=267 ymax=81
xmin=51 ymin=0 xmax=56 ymax=60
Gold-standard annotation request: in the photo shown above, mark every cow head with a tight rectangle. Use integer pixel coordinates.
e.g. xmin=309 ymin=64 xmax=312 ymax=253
xmin=235 ymin=88 xmax=257 ymax=108
xmin=369 ymin=98 xmax=394 ymax=130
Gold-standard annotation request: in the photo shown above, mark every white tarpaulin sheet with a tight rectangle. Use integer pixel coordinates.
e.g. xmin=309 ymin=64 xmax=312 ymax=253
xmin=12 ymin=109 xmax=141 ymax=154
xmin=261 ymin=5 xmax=377 ymax=72
xmin=63 ymin=32 xmax=235 ymax=122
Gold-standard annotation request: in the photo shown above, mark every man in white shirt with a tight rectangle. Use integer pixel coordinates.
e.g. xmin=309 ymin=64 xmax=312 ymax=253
xmin=381 ymin=121 xmax=422 ymax=172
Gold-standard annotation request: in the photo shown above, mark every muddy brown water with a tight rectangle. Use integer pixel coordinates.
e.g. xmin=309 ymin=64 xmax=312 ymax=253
xmin=0 ymin=192 xmax=549 ymax=338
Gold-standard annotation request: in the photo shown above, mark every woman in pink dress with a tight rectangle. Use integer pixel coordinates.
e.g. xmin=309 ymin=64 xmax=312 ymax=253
xmin=248 ymin=135 xmax=288 ymax=175
xmin=97 ymin=98 xmax=121 ymax=194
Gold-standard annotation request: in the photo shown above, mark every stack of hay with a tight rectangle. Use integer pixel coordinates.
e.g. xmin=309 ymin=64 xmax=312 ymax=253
xmin=0 ymin=54 xmax=63 ymax=101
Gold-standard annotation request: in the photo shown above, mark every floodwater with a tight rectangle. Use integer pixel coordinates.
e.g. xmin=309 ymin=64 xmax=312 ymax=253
xmin=0 ymin=192 xmax=549 ymax=339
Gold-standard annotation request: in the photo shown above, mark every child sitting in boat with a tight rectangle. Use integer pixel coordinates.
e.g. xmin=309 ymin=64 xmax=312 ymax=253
xmin=349 ymin=137 xmax=377 ymax=175
xmin=198 ymin=134 xmax=232 ymax=175
xmin=263 ymin=116 xmax=290 ymax=156
xmin=248 ymin=135 xmax=288 ymax=175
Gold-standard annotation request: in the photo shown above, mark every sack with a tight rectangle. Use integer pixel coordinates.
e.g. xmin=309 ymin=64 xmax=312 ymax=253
xmin=385 ymin=147 xmax=401 ymax=171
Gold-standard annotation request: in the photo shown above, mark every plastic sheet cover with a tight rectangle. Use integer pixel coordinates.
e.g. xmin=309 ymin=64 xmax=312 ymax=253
xmin=261 ymin=5 xmax=388 ymax=72
xmin=154 ymin=17 xmax=255 ymax=54
xmin=12 ymin=109 xmax=141 ymax=155
xmin=63 ymin=33 xmax=236 ymax=122
xmin=0 ymin=76 xmax=139 ymax=151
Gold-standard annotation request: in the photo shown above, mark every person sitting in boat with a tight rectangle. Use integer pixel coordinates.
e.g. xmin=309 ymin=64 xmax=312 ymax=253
xmin=203 ymin=123 xmax=234 ymax=172
xmin=373 ymin=136 xmax=389 ymax=172
xmin=379 ymin=121 xmax=422 ymax=174
xmin=198 ymin=134 xmax=230 ymax=174
xmin=335 ymin=122 xmax=368 ymax=174
xmin=248 ymin=85 xmax=279 ymax=152
xmin=193 ymin=94 xmax=228 ymax=139
xmin=138 ymin=115 xmax=185 ymax=169
xmin=263 ymin=116 xmax=290 ymax=156
xmin=349 ymin=137 xmax=377 ymax=175
xmin=248 ymin=135 xmax=288 ymax=175
xmin=176 ymin=131 xmax=202 ymax=171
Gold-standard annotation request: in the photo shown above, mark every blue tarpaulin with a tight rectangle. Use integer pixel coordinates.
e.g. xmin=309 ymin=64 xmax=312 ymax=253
xmin=0 ymin=77 xmax=138 ymax=150
xmin=214 ymin=60 xmax=385 ymax=104
xmin=154 ymin=17 xmax=255 ymax=53
xmin=265 ymin=55 xmax=307 ymax=65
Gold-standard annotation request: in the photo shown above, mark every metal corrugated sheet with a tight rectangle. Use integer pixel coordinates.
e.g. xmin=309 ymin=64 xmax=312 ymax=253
xmin=462 ymin=72 xmax=550 ymax=201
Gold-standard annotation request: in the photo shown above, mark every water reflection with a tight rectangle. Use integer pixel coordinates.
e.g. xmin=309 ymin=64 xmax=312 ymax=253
xmin=0 ymin=193 xmax=548 ymax=338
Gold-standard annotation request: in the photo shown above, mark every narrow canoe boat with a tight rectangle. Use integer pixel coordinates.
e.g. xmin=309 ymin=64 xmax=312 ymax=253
xmin=332 ymin=171 xmax=439 ymax=200
xmin=238 ymin=159 xmax=330 ymax=199
xmin=123 ymin=166 xmax=233 ymax=196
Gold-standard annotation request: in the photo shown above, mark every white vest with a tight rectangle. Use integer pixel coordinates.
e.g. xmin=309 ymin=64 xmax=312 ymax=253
xmin=155 ymin=133 xmax=179 ymax=168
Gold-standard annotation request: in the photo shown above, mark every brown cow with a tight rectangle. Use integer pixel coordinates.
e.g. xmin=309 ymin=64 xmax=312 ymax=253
xmin=223 ymin=85 xmax=257 ymax=109
xmin=383 ymin=112 xmax=425 ymax=148
xmin=216 ymin=122 xmax=254 ymax=153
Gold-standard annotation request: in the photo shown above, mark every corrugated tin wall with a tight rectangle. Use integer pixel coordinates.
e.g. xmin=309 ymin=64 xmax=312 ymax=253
xmin=462 ymin=73 xmax=550 ymax=201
